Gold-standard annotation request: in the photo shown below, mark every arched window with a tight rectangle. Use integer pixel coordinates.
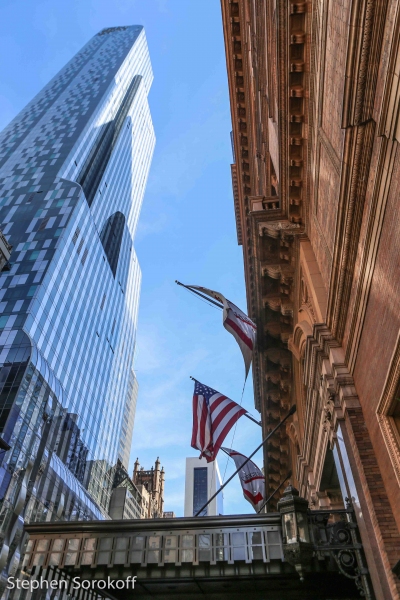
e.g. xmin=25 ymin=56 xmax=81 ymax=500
xmin=100 ymin=212 xmax=125 ymax=277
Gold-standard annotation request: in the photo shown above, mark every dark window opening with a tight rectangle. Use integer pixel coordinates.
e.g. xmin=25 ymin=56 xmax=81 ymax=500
xmin=193 ymin=467 xmax=208 ymax=517
xmin=38 ymin=217 xmax=49 ymax=231
xmin=72 ymin=227 xmax=80 ymax=244
xmin=100 ymin=211 xmax=125 ymax=277
xmin=81 ymin=248 xmax=88 ymax=266
xmin=76 ymin=238 xmax=84 ymax=255
xmin=319 ymin=448 xmax=345 ymax=509
xmin=76 ymin=75 xmax=142 ymax=207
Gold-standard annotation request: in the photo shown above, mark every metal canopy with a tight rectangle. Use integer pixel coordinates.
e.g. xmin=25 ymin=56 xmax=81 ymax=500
xmin=19 ymin=513 xmax=363 ymax=599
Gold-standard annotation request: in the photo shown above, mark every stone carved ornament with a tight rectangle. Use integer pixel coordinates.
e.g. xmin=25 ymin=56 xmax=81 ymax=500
xmin=259 ymin=220 xmax=301 ymax=238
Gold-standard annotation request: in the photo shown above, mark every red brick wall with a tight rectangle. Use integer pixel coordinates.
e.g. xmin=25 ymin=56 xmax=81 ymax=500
xmin=341 ymin=135 xmax=384 ymax=353
xmin=351 ymin=145 xmax=400 ymax=532
xmin=321 ymin=0 xmax=350 ymax=157
xmin=315 ymin=144 xmax=340 ymax=255
xmin=308 ymin=0 xmax=352 ymax=292
xmin=309 ymin=214 xmax=332 ymax=294
xmin=346 ymin=406 xmax=400 ymax=598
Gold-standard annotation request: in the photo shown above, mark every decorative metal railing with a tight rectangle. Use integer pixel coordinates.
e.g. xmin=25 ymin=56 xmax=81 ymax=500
xmin=308 ymin=505 xmax=372 ymax=599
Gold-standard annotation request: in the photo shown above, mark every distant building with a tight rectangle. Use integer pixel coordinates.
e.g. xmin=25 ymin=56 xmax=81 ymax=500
xmin=163 ymin=511 xmax=176 ymax=518
xmin=133 ymin=457 xmax=165 ymax=518
xmin=184 ymin=457 xmax=223 ymax=517
xmin=109 ymin=459 xmax=142 ymax=520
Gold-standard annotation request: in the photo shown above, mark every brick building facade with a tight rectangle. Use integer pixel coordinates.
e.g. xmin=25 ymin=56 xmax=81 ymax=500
xmin=221 ymin=0 xmax=400 ymax=598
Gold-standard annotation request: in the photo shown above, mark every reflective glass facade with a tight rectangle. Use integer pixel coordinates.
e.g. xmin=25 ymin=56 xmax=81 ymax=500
xmin=0 ymin=22 xmax=154 ymax=552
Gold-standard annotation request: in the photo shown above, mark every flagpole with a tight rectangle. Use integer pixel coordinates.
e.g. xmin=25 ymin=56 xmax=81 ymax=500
xmin=194 ymin=405 xmax=296 ymax=517
xmin=220 ymin=448 xmax=230 ymax=456
xmin=189 ymin=377 xmax=261 ymax=427
xmin=243 ymin=413 xmax=262 ymax=427
xmin=257 ymin=470 xmax=292 ymax=514
xmin=175 ymin=280 xmax=224 ymax=310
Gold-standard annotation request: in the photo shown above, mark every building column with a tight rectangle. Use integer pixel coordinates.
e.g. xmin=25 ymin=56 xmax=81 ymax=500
xmin=303 ymin=324 xmax=400 ymax=600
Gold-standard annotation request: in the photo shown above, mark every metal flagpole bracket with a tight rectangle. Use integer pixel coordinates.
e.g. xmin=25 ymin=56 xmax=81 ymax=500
xmin=257 ymin=470 xmax=292 ymax=513
xmin=194 ymin=405 xmax=297 ymax=516
xmin=243 ymin=413 xmax=262 ymax=427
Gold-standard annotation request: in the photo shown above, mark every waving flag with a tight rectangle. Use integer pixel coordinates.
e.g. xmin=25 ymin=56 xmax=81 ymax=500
xmin=191 ymin=380 xmax=247 ymax=463
xmin=189 ymin=286 xmax=256 ymax=377
xmin=222 ymin=447 xmax=265 ymax=511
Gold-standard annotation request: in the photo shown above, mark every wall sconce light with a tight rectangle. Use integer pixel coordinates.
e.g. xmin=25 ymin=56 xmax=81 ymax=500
xmin=277 ymin=484 xmax=314 ymax=581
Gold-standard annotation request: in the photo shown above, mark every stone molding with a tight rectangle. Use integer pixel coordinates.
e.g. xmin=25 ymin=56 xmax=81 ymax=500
xmin=258 ymin=220 xmax=302 ymax=238
xmin=298 ymin=324 xmax=361 ymax=494
xmin=342 ymin=0 xmax=385 ymax=127
xmin=376 ymin=331 xmax=400 ymax=487
xmin=379 ymin=2 xmax=400 ymax=140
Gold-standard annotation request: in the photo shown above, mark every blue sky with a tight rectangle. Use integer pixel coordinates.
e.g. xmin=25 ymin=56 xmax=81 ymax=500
xmin=0 ymin=0 xmax=264 ymax=516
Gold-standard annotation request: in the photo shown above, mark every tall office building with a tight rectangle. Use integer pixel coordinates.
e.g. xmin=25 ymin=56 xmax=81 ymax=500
xmin=0 ymin=23 xmax=154 ymax=563
xmin=184 ymin=457 xmax=223 ymax=517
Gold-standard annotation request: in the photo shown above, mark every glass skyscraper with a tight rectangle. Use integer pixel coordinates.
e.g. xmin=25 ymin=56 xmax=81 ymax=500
xmin=0 ymin=23 xmax=154 ymax=566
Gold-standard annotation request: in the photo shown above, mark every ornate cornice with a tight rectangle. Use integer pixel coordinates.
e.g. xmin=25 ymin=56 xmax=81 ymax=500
xmin=258 ymin=220 xmax=302 ymax=238
xmin=277 ymin=0 xmax=289 ymax=215
xmin=231 ymin=164 xmax=242 ymax=245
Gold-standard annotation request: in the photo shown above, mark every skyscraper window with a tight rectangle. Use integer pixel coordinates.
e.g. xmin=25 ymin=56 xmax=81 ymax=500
xmin=193 ymin=467 xmax=208 ymax=517
xmin=100 ymin=211 xmax=125 ymax=277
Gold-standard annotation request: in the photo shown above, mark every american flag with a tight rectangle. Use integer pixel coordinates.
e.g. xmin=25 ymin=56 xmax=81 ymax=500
xmin=221 ymin=447 xmax=265 ymax=511
xmin=191 ymin=380 xmax=247 ymax=463
xmin=224 ymin=298 xmax=256 ymax=377
xmin=188 ymin=286 xmax=256 ymax=377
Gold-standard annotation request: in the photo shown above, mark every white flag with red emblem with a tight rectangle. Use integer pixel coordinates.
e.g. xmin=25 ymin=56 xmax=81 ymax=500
xmin=222 ymin=447 xmax=265 ymax=511
xmin=191 ymin=380 xmax=247 ymax=463
xmin=188 ymin=286 xmax=256 ymax=377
